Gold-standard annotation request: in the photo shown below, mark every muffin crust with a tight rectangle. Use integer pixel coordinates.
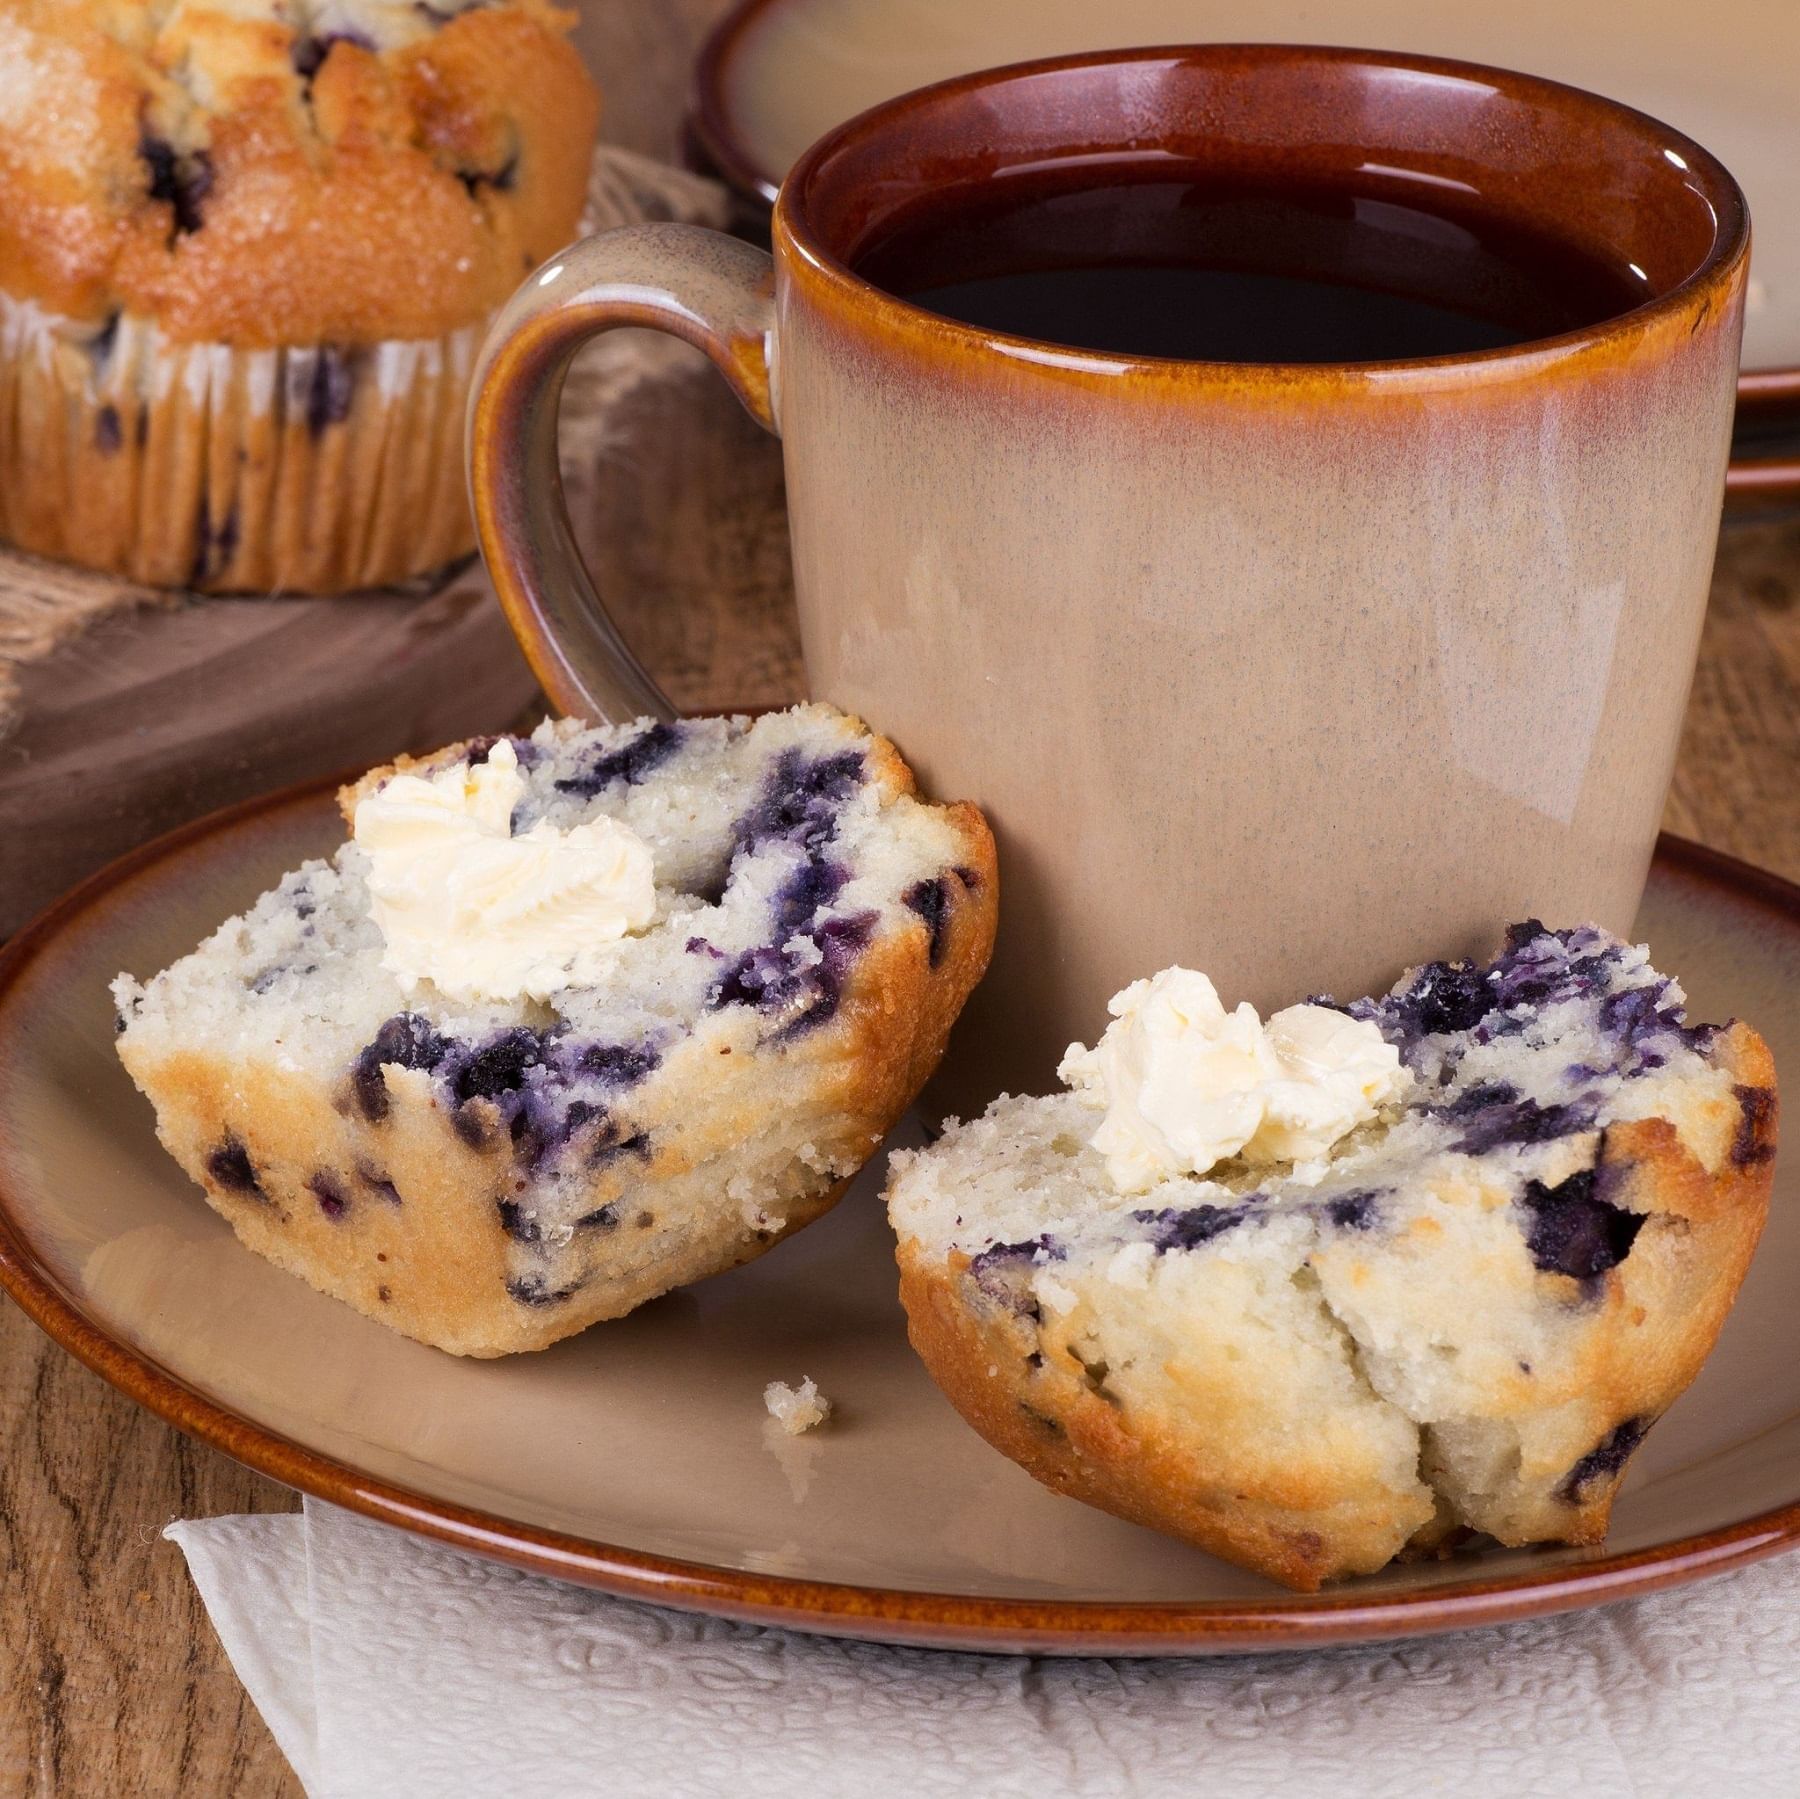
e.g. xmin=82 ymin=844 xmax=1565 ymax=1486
xmin=0 ymin=0 xmax=598 ymax=343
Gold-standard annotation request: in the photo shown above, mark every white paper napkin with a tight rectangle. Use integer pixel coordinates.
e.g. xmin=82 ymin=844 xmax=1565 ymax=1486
xmin=167 ymin=1499 xmax=1800 ymax=1798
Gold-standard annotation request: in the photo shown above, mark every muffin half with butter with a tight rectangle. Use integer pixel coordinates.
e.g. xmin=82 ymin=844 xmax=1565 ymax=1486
xmin=112 ymin=705 xmax=997 ymax=1356
xmin=0 ymin=0 xmax=596 ymax=592
xmin=887 ymin=931 xmax=1775 ymax=1590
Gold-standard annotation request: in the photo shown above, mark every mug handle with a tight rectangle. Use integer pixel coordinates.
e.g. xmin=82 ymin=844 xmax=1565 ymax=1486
xmin=467 ymin=223 xmax=778 ymax=722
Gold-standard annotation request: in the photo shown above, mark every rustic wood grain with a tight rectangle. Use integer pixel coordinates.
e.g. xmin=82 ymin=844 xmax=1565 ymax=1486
xmin=1663 ymin=514 xmax=1800 ymax=882
xmin=2 ymin=0 xmax=1796 ymax=1786
xmin=568 ymin=342 xmax=800 ymax=715
xmin=0 ymin=1319 xmax=305 ymax=1799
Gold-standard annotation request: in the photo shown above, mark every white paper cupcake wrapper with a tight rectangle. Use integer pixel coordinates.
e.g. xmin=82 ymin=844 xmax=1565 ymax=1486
xmin=0 ymin=293 xmax=479 ymax=594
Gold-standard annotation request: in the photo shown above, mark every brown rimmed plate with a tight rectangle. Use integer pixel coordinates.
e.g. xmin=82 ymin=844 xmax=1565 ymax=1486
xmin=689 ymin=0 xmax=1800 ymax=502
xmin=1 ymin=781 xmax=1795 ymax=1655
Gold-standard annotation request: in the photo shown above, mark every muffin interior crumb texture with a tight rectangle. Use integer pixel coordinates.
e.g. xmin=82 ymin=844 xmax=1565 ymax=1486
xmin=117 ymin=706 xmax=969 ymax=1221
xmin=113 ymin=704 xmax=994 ymax=1354
xmin=889 ymin=923 xmax=1772 ymax=1558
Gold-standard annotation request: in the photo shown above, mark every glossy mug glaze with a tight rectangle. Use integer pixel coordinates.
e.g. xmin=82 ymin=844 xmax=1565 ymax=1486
xmin=469 ymin=46 xmax=1748 ymax=1104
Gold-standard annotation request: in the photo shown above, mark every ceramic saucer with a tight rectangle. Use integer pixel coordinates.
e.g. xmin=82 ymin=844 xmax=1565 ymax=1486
xmin=1 ymin=784 xmax=1794 ymax=1653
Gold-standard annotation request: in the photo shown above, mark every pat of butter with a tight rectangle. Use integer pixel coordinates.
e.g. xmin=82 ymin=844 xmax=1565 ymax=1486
xmin=1058 ymin=968 xmax=1409 ymax=1194
xmin=353 ymin=740 xmax=656 ymax=1004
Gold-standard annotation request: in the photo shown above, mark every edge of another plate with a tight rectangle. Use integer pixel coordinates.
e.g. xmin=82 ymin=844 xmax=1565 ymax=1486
xmin=1 ymin=776 xmax=1797 ymax=1655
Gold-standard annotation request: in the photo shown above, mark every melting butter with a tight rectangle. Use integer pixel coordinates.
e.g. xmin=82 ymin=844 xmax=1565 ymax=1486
xmin=1058 ymin=967 xmax=1410 ymax=1194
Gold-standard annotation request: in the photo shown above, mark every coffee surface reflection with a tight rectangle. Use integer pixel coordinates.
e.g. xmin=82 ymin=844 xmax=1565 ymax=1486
xmin=855 ymin=172 xmax=1648 ymax=363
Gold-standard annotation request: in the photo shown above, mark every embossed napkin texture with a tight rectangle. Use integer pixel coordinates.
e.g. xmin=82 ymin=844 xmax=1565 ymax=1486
xmin=167 ymin=1500 xmax=1798 ymax=1798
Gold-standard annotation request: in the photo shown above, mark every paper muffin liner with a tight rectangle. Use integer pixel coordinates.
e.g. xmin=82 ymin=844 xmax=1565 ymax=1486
xmin=0 ymin=292 xmax=480 ymax=594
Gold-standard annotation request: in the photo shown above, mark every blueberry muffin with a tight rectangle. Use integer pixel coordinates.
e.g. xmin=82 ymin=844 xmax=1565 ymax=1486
xmin=887 ymin=925 xmax=1776 ymax=1590
xmin=114 ymin=704 xmax=997 ymax=1356
xmin=0 ymin=0 xmax=596 ymax=592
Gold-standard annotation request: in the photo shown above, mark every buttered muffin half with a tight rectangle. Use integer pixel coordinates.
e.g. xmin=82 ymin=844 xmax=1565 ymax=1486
xmin=887 ymin=925 xmax=1775 ymax=1590
xmin=114 ymin=705 xmax=995 ymax=1355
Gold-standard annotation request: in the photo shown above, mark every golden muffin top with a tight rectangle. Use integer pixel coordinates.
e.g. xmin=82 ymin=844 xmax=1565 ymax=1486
xmin=0 ymin=0 xmax=599 ymax=345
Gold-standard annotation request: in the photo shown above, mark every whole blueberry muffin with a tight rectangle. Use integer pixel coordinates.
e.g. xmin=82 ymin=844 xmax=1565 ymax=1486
xmin=113 ymin=704 xmax=996 ymax=1356
xmin=887 ymin=925 xmax=1776 ymax=1590
xmin=0 ymin=0 xmax=596 ymax=592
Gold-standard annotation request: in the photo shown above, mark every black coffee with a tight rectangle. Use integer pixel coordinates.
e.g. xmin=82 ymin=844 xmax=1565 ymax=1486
xmin=853 ymin=170 xmax=1645 ymax=363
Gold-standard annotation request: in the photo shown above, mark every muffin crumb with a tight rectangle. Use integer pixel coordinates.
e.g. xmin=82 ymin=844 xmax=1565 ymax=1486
xmin=764 ymin=1377 xmax=832 ymax=1435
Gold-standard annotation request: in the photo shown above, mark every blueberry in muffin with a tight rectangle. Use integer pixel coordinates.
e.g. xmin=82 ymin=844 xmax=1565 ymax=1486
xmin=887 ymin=925 xmax=1776 ymax=1589
xmin=0 ymin=0 xmax=596 ymax=591
xmin=113 ymin=704 xmax=997 ymax=1354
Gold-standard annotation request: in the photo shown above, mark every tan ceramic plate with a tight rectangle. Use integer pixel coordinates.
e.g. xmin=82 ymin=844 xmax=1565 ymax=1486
xmin=691 ymin=0 xmax=1800 ymax=498
xmin=1 ymin=783 xmax=1796 ymax=1654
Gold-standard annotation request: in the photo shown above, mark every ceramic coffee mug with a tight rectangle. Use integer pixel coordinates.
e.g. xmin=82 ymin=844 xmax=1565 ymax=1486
xmin=469 ymin=46 xmax=1748 ymax=1104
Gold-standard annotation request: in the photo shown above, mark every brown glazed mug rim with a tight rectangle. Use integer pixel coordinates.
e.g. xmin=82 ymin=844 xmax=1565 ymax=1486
xmin=773 ymin=43 xmax=1751 ymax=385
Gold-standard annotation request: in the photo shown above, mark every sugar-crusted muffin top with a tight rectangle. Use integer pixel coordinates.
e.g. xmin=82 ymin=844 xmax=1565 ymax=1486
xmin=0 ymin=0 xmax=598 ymax=342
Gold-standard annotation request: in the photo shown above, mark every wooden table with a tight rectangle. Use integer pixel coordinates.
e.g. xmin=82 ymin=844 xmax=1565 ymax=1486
xmin=3 ymin=0 xmax=1798 ymax=1773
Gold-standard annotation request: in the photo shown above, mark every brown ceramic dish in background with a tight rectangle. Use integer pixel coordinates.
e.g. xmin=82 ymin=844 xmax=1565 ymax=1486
xmin=470 ymin=44 xmax=1749 ymax=1107
xmin=687 ymin=0 xmax=1800 ymax=501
